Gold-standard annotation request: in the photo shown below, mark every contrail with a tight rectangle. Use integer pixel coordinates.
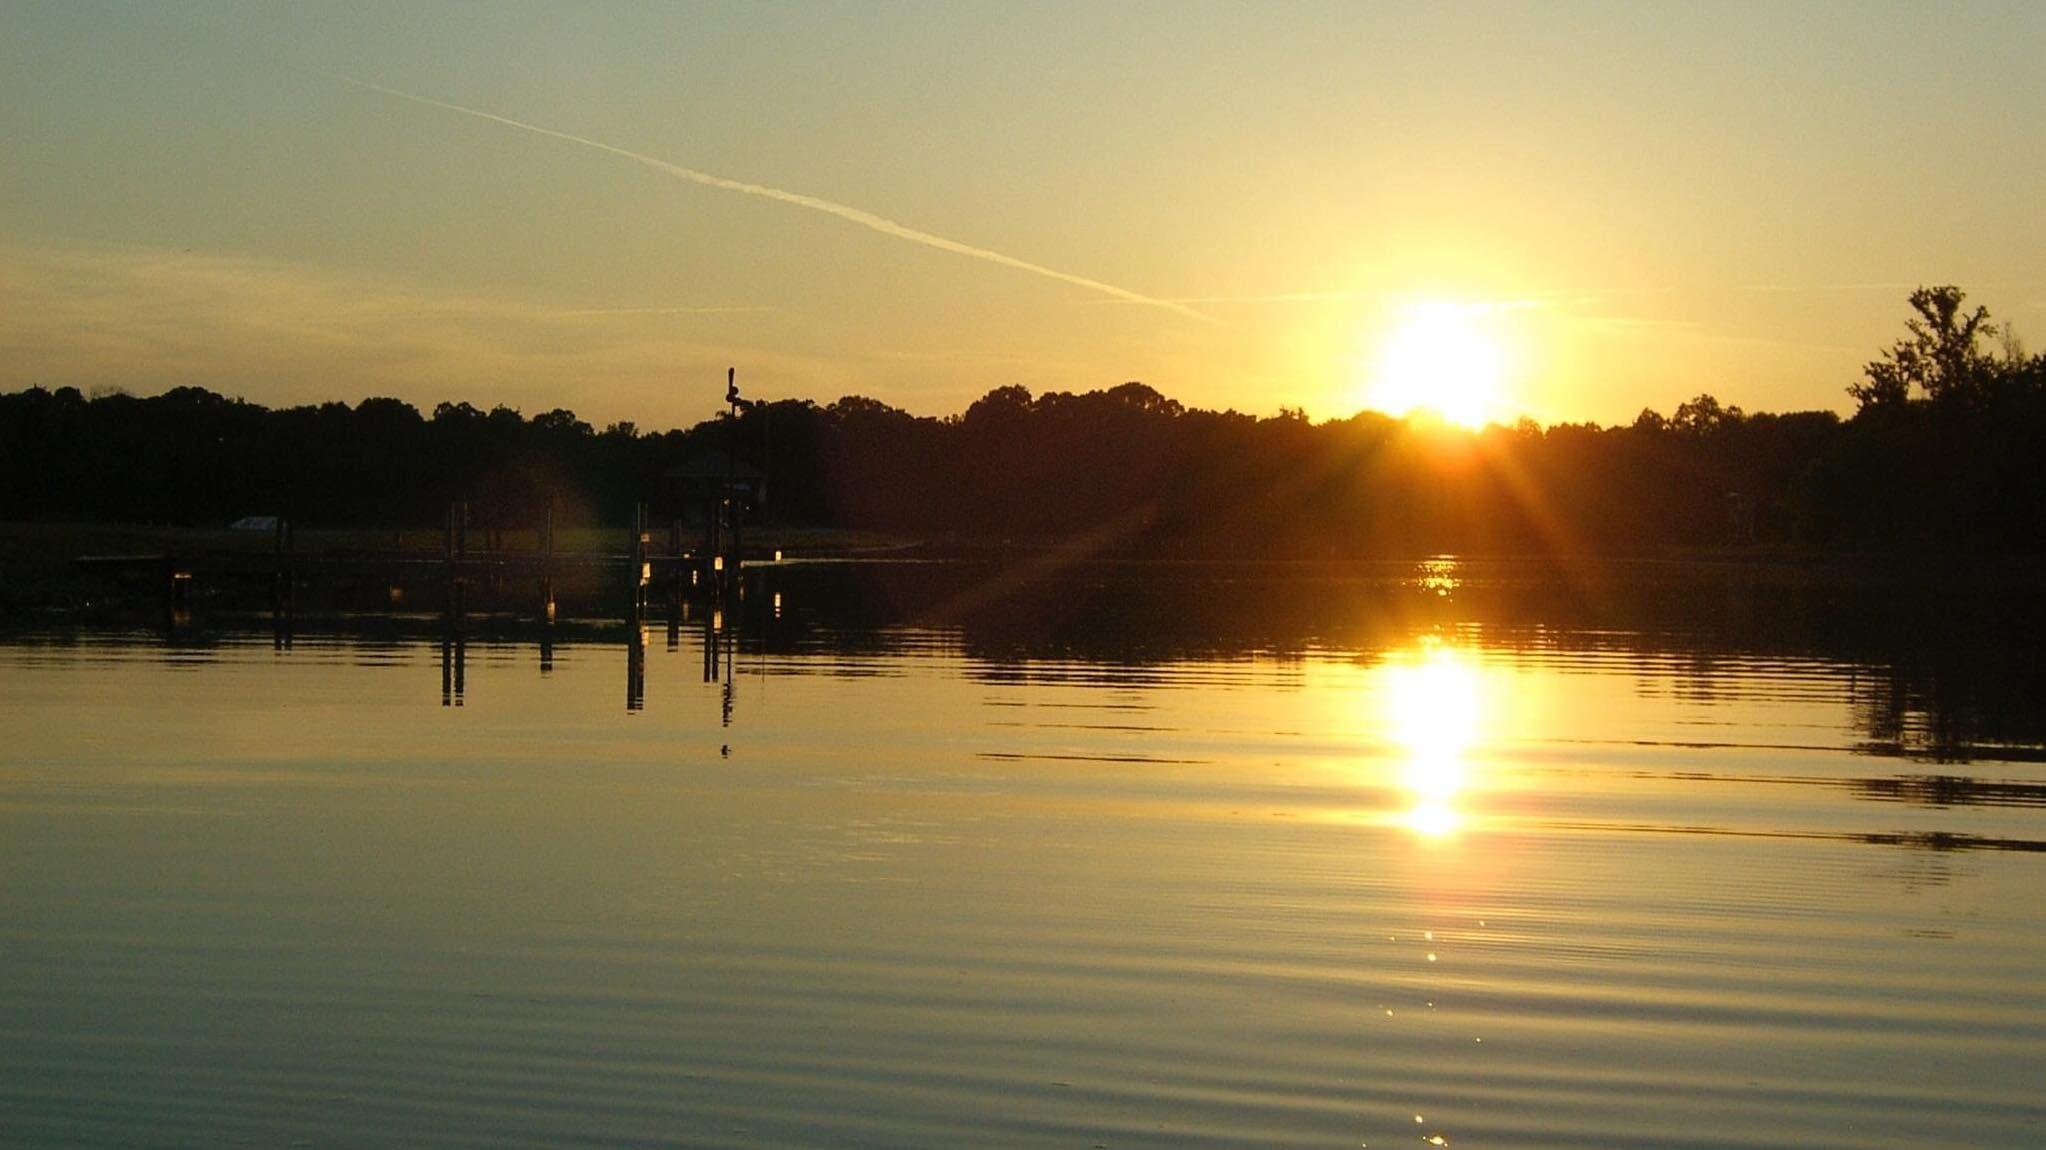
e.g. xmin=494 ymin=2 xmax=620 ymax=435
xmin=546 ymin=304 xmax=774 ymax=318
xmin=1087 ymin=289 xmax=1381 ymax=306
xmin=330 ymin=74 xmax=1213 ymax=325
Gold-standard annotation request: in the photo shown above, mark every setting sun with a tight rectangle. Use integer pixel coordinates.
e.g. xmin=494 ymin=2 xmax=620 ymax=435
xmin=1363 ymin=301 xmax=1514 ymax=429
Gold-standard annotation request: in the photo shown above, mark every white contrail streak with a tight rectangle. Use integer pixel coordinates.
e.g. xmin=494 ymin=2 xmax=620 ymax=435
xmin=331 ymin=74 xmax=1213 ymax=325
xmin=546 ymin=304 xmax=773 ymax=318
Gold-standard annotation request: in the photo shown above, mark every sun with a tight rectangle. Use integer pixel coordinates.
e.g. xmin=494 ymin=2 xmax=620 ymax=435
xmin=1363 ymin=300 xmax=1511 ymax=429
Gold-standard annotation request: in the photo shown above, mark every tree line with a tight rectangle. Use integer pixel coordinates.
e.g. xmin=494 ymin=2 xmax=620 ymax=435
xmin=3 ymin=286 xmax=2042 ymax=555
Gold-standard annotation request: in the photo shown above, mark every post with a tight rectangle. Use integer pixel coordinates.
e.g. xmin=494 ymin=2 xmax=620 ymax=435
xmin=723 ymin=366 xmax=739 ymax=600
xmin=271 ymin=516 xmax=293 ymax=614
xmin=271 ymin=518 xmax=295 ymax=643
xmin=540 ymin=497 xmax=556 ymax=623
xmin=701 ymin=606 xmax=718 ymax=684
xmin=163 ymin=554 xmax=190 ymax=619
xmin=665 ymin=517 xmax=680 ymax=591
xmin=445 ymin=503 xmax=455 ymax=615
xmin=444 ymin=501 xmax=466 ymax=619
xmin=626 ymin=620 xmax=646 ymax=712
xmin=629 ymin=501 xmax=649 ymax=620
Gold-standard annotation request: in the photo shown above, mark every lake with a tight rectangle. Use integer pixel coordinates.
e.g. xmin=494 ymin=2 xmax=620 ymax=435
xmin=3 ymin=559 xmax=2043 ymax=1148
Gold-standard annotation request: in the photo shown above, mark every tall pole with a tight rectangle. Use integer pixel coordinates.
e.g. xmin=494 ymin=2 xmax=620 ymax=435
xmin=724 ymin=367 xmax=738 ymax=596
xmin=541 ymin=496 xmax=556 ymax=623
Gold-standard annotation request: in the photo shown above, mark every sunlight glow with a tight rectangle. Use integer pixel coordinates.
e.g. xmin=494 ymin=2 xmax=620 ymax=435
xmin=1405 ymin=799 xmax=1462 ymax=838
xmin=1411 ymin=555 xmax=1462 ymax=598
xmin=1383 ymin=641 xmax=1484 ymax=838
xmin=1363 ymin=300 xmax=1513 ymax=429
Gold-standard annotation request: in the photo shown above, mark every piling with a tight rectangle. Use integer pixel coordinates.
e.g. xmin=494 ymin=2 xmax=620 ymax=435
xmin=163 ymin=554 xmax=191 ymax=620
xmin=540 ymin=498 xmax=556 ymax=623
xmin=629 ymin=502 xmax=650 ymax=619
xmin=443 ymin=501 xmax=467 ymax=618
xmin=271 ymin=516 xmax=294 ymax=614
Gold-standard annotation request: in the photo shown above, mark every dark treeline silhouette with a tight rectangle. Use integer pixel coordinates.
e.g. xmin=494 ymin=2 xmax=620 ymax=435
xmin=3 ymin=286 xmax=2042 ymax=554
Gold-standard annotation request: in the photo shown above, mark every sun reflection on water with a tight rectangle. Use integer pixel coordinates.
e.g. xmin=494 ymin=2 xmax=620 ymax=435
xmin=1411 ymin=555 xmax=1461 ymax=597
xmin=1383 ymin=640 xmax=1484 ymax=839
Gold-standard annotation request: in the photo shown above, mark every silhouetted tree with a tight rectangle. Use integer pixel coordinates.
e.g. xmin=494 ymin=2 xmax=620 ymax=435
xmin=1671 ymin=394 xmax=1743 ymax=436
xmin=5 ymin=286 xmax=2044 ymax=555
xmin=1849 ymin=285 xmax=2000 ymax=411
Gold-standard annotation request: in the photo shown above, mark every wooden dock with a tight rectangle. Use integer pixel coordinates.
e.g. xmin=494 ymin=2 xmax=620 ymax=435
xmin=68 ymin=502 xmax=785 ymax=618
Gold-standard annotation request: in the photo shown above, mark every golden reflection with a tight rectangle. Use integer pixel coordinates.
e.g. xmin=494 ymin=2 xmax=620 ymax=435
xmin=1411 ymin=555 xmax=1461 ymax=597
xmin=1406 ymin=800 xmax=1461 ymax=838
xmin=1382 ymin=641 xmax=1483 ymax=838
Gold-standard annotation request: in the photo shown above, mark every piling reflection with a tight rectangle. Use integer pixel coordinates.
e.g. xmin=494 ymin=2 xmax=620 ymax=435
xmin=15 ymin=577 xmax=2046 ymax=1150
xmin=699 ymin=602 xmax=737 ymax=727
xmin=701 ymin=606 xmax=723 ymax=685
xmin=440 ymin=630 xmax=465 ymax=707
xmin=626 ymin=623 xmax=646 ymax=712
xmin=402 ymin=568 xmax=770 ymax=717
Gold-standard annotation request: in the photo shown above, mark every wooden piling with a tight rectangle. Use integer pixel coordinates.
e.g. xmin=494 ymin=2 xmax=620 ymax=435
xmin=700 ymin=608 xmax=718 ymax=684
xmin=540 ymin=498 xmax=556 ymax=623
xmin=444 ymin=501 xmax=466 ymax=619
xmin=629 ymin=501 xmax=649 ymax=619
xmin=164 ymin=555 xmax=190 ymax=616
xmin=626 ymin=621 xmax=646 ymax=712
xmin=271 ymin=516 xmax=293 ymax=613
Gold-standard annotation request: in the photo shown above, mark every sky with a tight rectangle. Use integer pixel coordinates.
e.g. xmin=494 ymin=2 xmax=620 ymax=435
xmin=4 ymin=1 xmax=2044 ymax=430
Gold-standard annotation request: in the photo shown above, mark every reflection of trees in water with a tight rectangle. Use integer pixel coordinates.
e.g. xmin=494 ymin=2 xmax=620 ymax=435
xmin=29 ymin=560 xmax=2044 ymax=865
xmin=1851 ymin=773 xmax=2046 ymax=807
xmin=767 ymin=560 xmax=2046 ymax=760
xmin=1824 ymin=594 xmax=2046 ymax=762
xmin=1860 ymin=829 xmax=2046 ymax=853
xmin=1847 ymin=648 xmax=2046 ymax=764
xmin=767 ymin=563 xmax=2046 ymax=787
xmin=1848 ymin=826 xmax=2043 ymax=891
xmin=43 ymin=557 xmax=2045 ymax=761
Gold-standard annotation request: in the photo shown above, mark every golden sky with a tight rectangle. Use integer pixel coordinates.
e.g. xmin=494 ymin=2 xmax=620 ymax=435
xmin=4 ymin=2 xmax=2043 ymax=428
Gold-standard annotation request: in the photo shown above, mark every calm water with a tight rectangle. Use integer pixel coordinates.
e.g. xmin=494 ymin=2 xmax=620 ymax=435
xmin=3 ymin=561 xmax=2044 ymax=1148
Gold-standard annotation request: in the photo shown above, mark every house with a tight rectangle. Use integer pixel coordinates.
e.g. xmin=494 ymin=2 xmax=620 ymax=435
xmin=664 ymin=451 xmax=767 ymax=527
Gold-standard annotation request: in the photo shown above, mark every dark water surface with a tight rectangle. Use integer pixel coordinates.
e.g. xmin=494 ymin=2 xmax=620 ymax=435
xmin=3 ymin=560 xmax=2044 ymax=1148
